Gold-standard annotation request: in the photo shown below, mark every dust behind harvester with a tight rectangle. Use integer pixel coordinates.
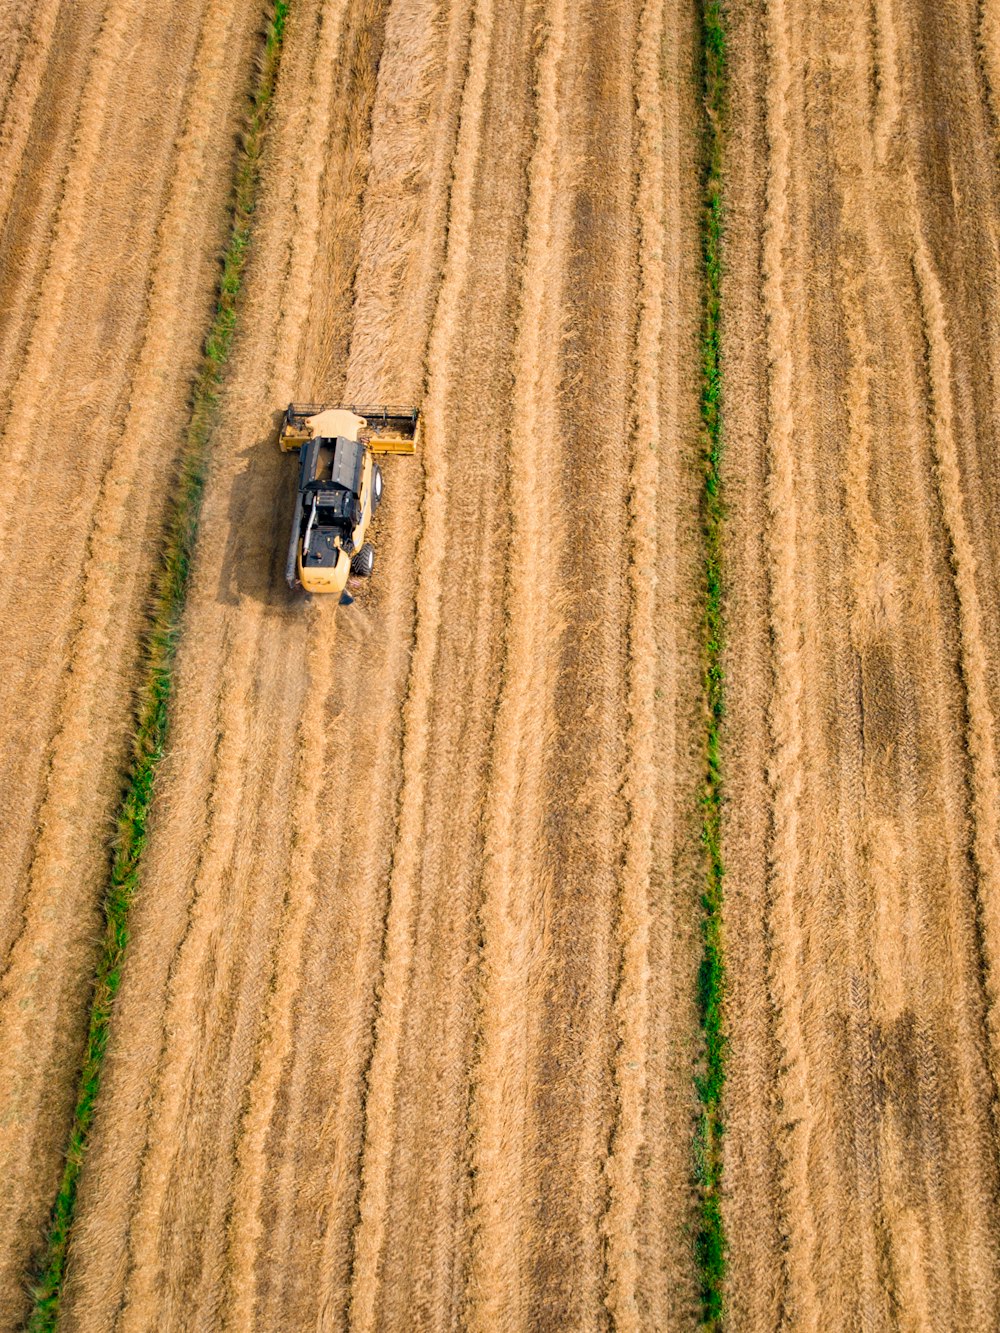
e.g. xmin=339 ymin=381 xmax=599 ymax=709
xmin=280 ymin=403 xmax=419 ymax=601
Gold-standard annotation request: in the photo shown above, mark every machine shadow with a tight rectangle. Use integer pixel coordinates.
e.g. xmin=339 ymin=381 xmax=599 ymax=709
xmin=215 ymin=407 xmax=301 ymax=612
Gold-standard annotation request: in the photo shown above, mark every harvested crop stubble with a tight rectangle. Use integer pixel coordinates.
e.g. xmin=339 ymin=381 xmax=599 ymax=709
xmin=53 ymin=0 xmax=704 ymax=1323
xmin=0 ymin=1 xmax=261 ymax=1322
xmin=723 ymin=0 xmax=1000 ymax=1325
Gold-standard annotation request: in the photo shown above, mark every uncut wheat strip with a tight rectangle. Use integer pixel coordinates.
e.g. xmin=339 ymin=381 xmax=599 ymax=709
xmin=347 ymin=0 xmax=470 ymax=400
xmin=307 ymin=0 xmax=390 ymax=394
xmin=344 ymin=0 xmax=498 ymax=1324
xmin=759 ymin=0 xmax=821 ymax=1322
xmin=269 ymin=0 xmax=354 ymax=395
xmin=600 ymin=0 xmax=666 ymax=1323
xmin=0 ymin=0 xmax=249 ymax=1159
xmin=0 ymin=0 xmax=63 ymax=234
xmin=462 ymin=1 xmax=572 ymax=1328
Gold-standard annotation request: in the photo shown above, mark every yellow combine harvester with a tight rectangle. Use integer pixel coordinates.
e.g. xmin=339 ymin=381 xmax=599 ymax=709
xmin=279 ymin=403 xmax=419 ymax=601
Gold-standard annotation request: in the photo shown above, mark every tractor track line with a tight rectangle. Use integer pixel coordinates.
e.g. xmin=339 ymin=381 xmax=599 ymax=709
xmin=461 ymin=0 xmax=570 ymax=1325
xmin=344 ymin=0 xmax=498 ymax=1322
xmin=23 ymin=8 xmax=290 ymax=1325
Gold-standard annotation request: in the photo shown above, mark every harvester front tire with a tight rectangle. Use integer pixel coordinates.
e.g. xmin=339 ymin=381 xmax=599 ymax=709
xmin=371 ymin=463 xmax=383 ymax=511
xmin=351 ymin=542 xmax=375 ymax=579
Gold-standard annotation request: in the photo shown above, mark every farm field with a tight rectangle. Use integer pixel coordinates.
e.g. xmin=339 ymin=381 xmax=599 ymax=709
xmin=1 ymin=0 xmax=999 ymax=1330
xmin=723 ymin=0 xmax=1000 ymax=1326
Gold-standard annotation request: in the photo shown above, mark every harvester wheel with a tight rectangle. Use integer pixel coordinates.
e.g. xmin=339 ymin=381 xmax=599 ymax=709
xmin=371 ymin=463 xmax=384 ymax=511
xmin=351 ymin=542 xmax=375 ymax=578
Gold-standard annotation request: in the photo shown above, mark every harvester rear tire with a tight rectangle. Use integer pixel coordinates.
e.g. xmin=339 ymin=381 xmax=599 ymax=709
xmin=351 ymin=542 xmax=375 ymax=578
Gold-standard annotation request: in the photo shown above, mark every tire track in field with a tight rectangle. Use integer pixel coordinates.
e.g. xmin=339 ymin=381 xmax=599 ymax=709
xmin=344 ymin=0 xmax=499 ymax=1323
xmin=460 ymin=1 xmax=570 ymax=1326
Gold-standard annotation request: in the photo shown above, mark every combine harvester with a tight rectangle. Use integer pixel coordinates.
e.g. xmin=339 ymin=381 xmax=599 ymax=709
xmin=280 ymin=403 xmax=419 ymax=602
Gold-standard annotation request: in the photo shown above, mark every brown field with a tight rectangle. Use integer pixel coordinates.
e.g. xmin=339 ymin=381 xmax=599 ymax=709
xmin=1 ymin=0 xmax=999 ymax=1328
xmin=724 ymin=0 xmax=1000 ymax=1326
xmin=0 ymin=1 xmax=262 ymax=1321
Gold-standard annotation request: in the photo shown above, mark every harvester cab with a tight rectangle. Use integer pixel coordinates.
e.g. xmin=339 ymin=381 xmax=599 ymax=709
xmin=279 ymin=403 xmax=419 ymax=601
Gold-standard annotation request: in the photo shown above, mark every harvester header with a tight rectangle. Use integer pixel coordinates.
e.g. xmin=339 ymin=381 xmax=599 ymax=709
xmin=280 ymin=403 xmax=421 ymax=455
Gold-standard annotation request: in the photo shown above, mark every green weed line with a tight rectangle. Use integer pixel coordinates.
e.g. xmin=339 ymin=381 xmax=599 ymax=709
xmin=26 ymin=5 xmax=290 ymax=1326
xmin=694 ymin=0 xmax=727 ymax=1327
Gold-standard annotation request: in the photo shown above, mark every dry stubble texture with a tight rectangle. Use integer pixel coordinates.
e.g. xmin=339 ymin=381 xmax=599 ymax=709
xmin=55 ymin=0 xmax=705 ymax=1324
xmin=723 ymin=0 xmax=1000 ymax=1326
xmin=0 ymin=2 xmax=261 ymax=1321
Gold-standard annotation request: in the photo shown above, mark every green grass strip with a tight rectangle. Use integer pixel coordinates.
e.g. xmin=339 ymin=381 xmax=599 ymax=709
xmin=26 ymin=5 xmax=290 ymax=1326
xmin=694 ymin=0 xmax=728 ymax=1327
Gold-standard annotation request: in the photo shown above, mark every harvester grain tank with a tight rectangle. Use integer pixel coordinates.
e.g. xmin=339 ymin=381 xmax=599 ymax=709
xmin=279 ymin=403 xmax=419 ymax=601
